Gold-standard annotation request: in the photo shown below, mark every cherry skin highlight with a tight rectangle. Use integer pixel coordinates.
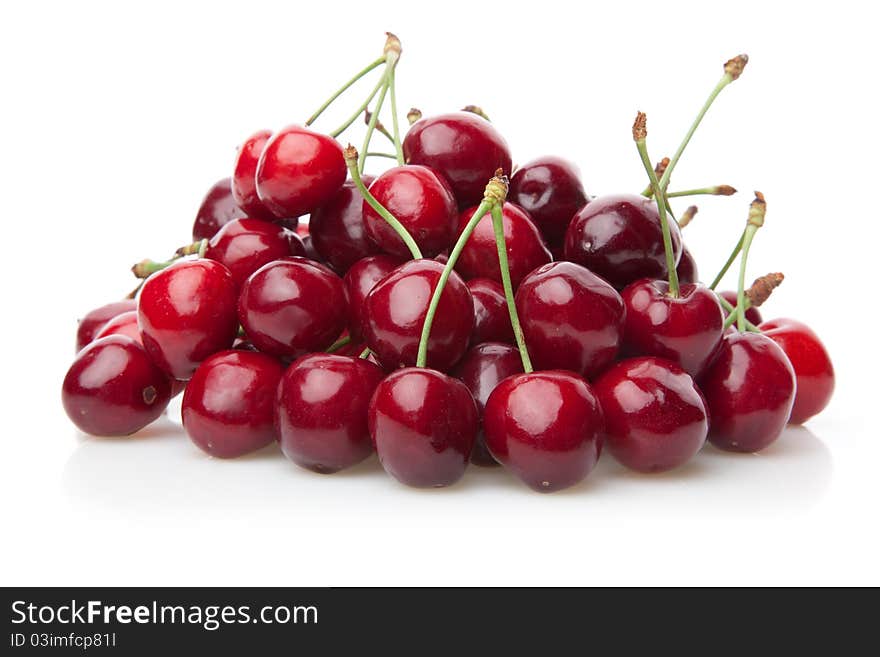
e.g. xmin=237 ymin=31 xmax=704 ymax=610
xmin=342 ymin=255 xmax=401 ymax=341
xmin=94 ymin=310 xmax=141 ymax=345
xmin=309 ymin=176 xmax=379 ymax=272
xmin=76 ymin=299 xmax=137 ymax=352
xmin=231 ymin=130 xmax=276 ymax=221
xmin=719 ymin=290 xmax=763 ymax=325
xmin=193 ymin=177 xmax=244 ymax=241
xmin=467 ymin=278 xmax=514 ymax=346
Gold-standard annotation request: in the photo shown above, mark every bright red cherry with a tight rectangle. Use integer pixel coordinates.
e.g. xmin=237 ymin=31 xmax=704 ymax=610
xmin=516 ymin=262 xmax=625 ymax=378
xmin=369 ymin=367 xmax=478 ymax=487
xmin=309 ymin=177 xmax=380 ymax=273
xmin=342 ymin=255 xmax=401 ymax=340
xmin=467 ymin=278 xmax=514 ymax=345
xmin=255 ymin=125 xmax=346 ymax=218
xmin=563 ymin=194 xmax=683 ymax=290
xmin=484 ymin=370 xmax=604 ymax=492
xmin=620 ymin=279 xmax=724 ymax=377
xmin=94 ymin=310 xmax=141 ymax=345
xmin=508 ymin=156 xmax=588 ymax=247
xmin=76 ymin=299 xmax=137 ymax=352
xmin=593 ymin=357 xmax=708 ymax=473
xmin=231 ymin=130 xmax=276 ymax=221
xmin=62 ymin=336 xmax=172 ymax=437
xmin=676 ymin=245 xmax=699 ymax=285
xmin=760 ymin=318 xmax=834 ymax=424
xmin=138 ymin=259 xmax=238 ymax=380
xmin=454 ymin=202 xmax=551 ymax=287
xmin=403 ymin=112 xmax=512 ymax=207
xmin=699 ymin=331 xmax=796 ymax=452
xmin=362 ymin=259 xmax=473 ymax=371
xmin=719 ymin=290 xmax=763 ymax=325
xmin=363 ymin=165 xmax=457 ymax=258
xmin=276 ymin=353 xmax=384 ymax=473
xmin=182 ymin=350 xmax=284 ymax=458
xmin=193 ymin=177 xmax=244 ymax=241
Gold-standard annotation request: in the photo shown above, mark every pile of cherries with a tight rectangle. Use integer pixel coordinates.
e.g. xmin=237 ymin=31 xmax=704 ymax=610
xmin=63 ymin=37 xmax=835 ymax=492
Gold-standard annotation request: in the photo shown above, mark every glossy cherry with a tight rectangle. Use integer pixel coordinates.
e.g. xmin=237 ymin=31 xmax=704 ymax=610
xmin=76 ymin=299 xmax=137 ymax=352
xmin=403 ymin=112 xmax=512 ymax=207
xmin=182 ymin=350 xmax=284 ymax=458
xmin=508 ymin=156 xmax=588 ymax=247
xmin=193 ymin=177 xmax=244 ymax=241
xmin=232 ymin=130 xmax=276 ymax=221
xmin=369 ymin=367 xmax=478 ymax=487
xmin=593 ymin=357 xmax=708 ymax=473
xmin=94 ymin=310 xmax=141 ymax=345
xmin=760 ymin=318 xmax=834 ymax=424
xmin=363 ymin=165 xmax=457 ymax=257
xmin=138 ymin=259 xmax=238 ymax=380
xmin=564 ymin=194 xmax=683 ymax=290
xmin=484 ymin=370 xmax=604 ymax=492
xmin=276 ymin=353 xmax=385 ymax=473
xmin=362 ymin=259 xmax=473 ymax=371
xmin=676 ymin=245 xmax=699 ymax=285
xmin=467 ymin=278 xmax=514 ymax=345
xmin=699 ymin=331 xmax=796 ymax=452
xmin=342 ymin=255 xmax=401 ymax=340
xmin=719 ymin=290 xmax=763 ymax=325
xmin=309 ymin=177 xmax=380 ymax=273
xmin=516 ymin=262 xmax=625 ymax=378
xmin=62 ymin=336 xmax=172 ymax=436
xmin=238 ymin=257 xmax=348 ymax=360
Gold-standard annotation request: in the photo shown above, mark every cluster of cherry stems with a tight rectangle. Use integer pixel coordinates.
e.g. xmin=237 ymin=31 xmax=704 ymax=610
xmin=63 ymin=35 xmax=835 ymax=492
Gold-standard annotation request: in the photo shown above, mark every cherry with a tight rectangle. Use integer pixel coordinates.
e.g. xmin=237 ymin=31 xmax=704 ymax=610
xmin=483 ymin=370 xmax=604 ymax=492
xmin=403 ymin=112 xmax=512 ymax=207
xmin=563 ymin=193 xmax=683 ymax=290
xmin=719 ymin=290 xmax=763 ymax=325
xmin=452 ymin=342 xmax=523 ymax=466
xmin=193 ymin=177 xmax=244 ymax=241
xmin=309 ymin=176 xmax=379 ymax=272
xmin=138 ymin=259 xmax=238 ymax=380
xmin=362 ymin=259 xmax=473 ymax=371
xmin=182 ymin=350 xmax=284 ymax=458
xmin=369 ymin=367 xmax=478 ymax=487
xmin=508 ymin=156 xmax=588 ymax=247
xmin=620 ymin=279 xmax=724 ymax=377
xmin=232 ymin=130 xmax=277 ymax=221
xmin=76 ymin=299 xmax=137 ymax=352
xmin=676 ymin=245 xmax=699 ymax=285
xmin=276 ymin=353 xmax=384 ymax=473
xmin=62 ymin=336 xmax=172 ymax=437
xmin=760 ymin=318 xmax=835 ymax=424
xmin=699 ymin=331 xmax=796 ymax=452
xmin=593 ymin=357 xmax=708 ymax=473
xmin=94 ymin=310 xmax=141 ymax=345
xmin=342 ymin=255 xmax=401 ymax=340
xmin=516 ymin=261 xmax=625 ymax=379
xmin=454 ymin=202 xmax=551 ymax=288
xmin=467 ymin=278 xmax=514 ymax=345
xmin=238 ymin=257 xmax=347 ymax=359
xmin=362 ymin=165 xmax=457 ymax=257
xmin=255 ymin=125 xmax=347 ymax=218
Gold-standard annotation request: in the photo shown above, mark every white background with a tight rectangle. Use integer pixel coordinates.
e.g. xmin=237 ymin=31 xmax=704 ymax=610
xmin=1 ymin=0 xmax=877 ymax=586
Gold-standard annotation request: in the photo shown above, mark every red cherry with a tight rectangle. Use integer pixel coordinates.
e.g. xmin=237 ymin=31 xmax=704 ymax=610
xmin=483 ymin=370 xmax=604 ymax=492
xmin=75 ymin=299 xmax=137 ymax=352
xmin=255 ymin=125 xmax=346 ymax=218
xmin=593 ymin=357 xmax=708 ymax=473
xmin=516 ymin=261 xmax=625 ymax=378
xmin=362 ymin=259 xmax=473 ymax=371
xmin=310 ymin=177 xmax=379 ymax=272
xmin=362 ymin=165 xmax=457 ymax=258
xmin=182 ymin=350 xmax=284 ymax=458
xmin=467 ymin=278 xmax=514 ymax=345
xmin=719 ymin=290 xmax=763 ymax=325
xmin=676 ymin=245 xmax=699 ymax=285
xmin=276 ymin=353 xmax=385 ymax=473
xmin=563 ymin=194 xmax=683 ymax=290
xmin=403 ymin=112 xmax=512 ymax=207
xmin=62 ymin=336 xmax=172 ymax=437
xmin=699 ymin=331 xmax=796 ymax=452
xmin=508 ymin=156 xmax=588 ymax=247
xmin=620 ymin=279 xmax=724 ymax=377
xmin=232 ymin=130 xmax=276 ymax=221
xmin=138 ymin=259 xmax=238 ymax=380
xmin=760 ymin=318 xmax=835 ymax=424
xmin=94 ymin=310 xmax=141 ymax=345
xmin=454 ymin=202 xmax=551 ymax=287
xmin=342 ymin=255 xmax=401 ymax=340
xmin=193 ymin=177 xmax=244 ymax=241
xmin=369 ymin=367 xmax=478 ymax=487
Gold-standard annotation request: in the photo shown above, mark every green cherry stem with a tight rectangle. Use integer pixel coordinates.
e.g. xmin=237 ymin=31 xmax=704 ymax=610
xmin=305 ymin=56 xmax=385 ymax=127
xmin=329 ymin=76 xmax=385 ymax=138
xmin=708 ymin=229 xmax=745 ymax=290
xmin=358 ymin=346 xmax=373 ymax=359
xmin=357 ymin=33 xmax=402 ymax=175
xmin=718 ymin=295 xmax=759 ymax=332
xmin=667 ymin=185 xmax=737 ymax=198
xmin=325 ymin=335 xmax=353 ymax=353
xmin=366 ymin=152 xmax=399 ymax=159
xmin=735 ymin=192 xmax=766 ymax=332
xmin=387 ymin=68 xmax=405 ymax=164
xmin=358 ymin=79 xmax=390 ymax=175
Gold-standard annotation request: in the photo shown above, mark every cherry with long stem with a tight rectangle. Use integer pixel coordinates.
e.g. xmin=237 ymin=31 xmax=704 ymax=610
xmin=734 ymin=192 xmax=766 ymax=331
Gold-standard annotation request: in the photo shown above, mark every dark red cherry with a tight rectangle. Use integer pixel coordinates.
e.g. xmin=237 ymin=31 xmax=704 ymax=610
xmin=193 ymin=177 xmax=244 ymax=241
xmin=719 ymin=290 xmax=763 ymax=325
xmin=363 ymin=165 xmax=457 ymax=258
xmin=563 ymin=194 xmax=683 ymax=290
xmin=238 ymin=257 xmax=347 ymax=359
xmin=508 ymin=156 xmax=588 ymax=247
xmin=369 ymin=367 xmax=478 ymax=487
xmin=62 ymin=336 xmax=172 ymax=437
xmin=516 ymin=262 xmax=625 ymax=378
xmin=620 ymin=279 xmax=724 ymax=377
xmin=760 ymin=318 xmax=834 ymax=424
xmin=342 ymin=255 xmax=401 ymax=340
xmin=403 ymin=112 xmax=512 ymax=207
xmin=94 ymin=310 xmax=141 ymax=345
xmin=454 ymin=202 xmax=551 ymax=288
xmin=76 ymin=299 xmax=137 ymax=352
xmin=452 ymin=343 xmax=523 ymax=466
xmin=309 ymin=177 xmax=380 ymax=272
xmin=182 ymin=350 xmax=284 ymax=458
xmin=467 ymin=278 xmax=514 ymax=345
xmin=300 ymin=233 xmax=321 ymax=262
xmin=483 ymin=370 xmax=604 ymax=492
xmin=699 ymin=331 xmax=796 ymax=452
xmin=676 ymin=245 xmax=699 ymax=285
xmin=362 ymin=259 xmax=473 ymax=371
xmin=138 ymin=259 xmax=238 ymax=380
xmin=593 ymin=357 xmax=708 ymax=473
xmin=231 ymin=130 xmax=276 ymax=221
xmin=255 ymin=125 xmax=346 ymax=218
xmin=276 ymin=353 xmax=384 ymax=473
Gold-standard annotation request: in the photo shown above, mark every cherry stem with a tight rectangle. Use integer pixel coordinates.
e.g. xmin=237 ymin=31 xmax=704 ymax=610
xmin=358 ymin=78 xmax=390 ymax=175
xmin=718 ymin=294 xmax=759 ymax=331
xmin=667 ymin=185 xmax=737 ymax=198
xmin=708 ymin=228 xmax=745 ymax=290
xmin=358 ymin=346 xmax=372 ymax=359
xmin=132 ymin=257 xmax=176 ymax=279
xmin=366 ymin=152 xmax=398 ymax=159
xmin=329 ymin=76 xmax=385 ymax=138
xmin=305 ymin=56 xmax=386 ymax=127
xmin=387 ymin=67 xmax=405 ymax=164
xmin=678 ymin=205 xmax=698 ymax=229
xmin=326 ymin=335 xmax=353 ymax=353
xmin=735 ymin=192 xmax=766 ymax=331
